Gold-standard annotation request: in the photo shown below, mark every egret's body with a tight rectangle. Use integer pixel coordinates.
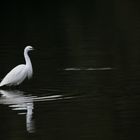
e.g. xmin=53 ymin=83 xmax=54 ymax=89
xmin=0 ymin=46 xmax=34 ymax=87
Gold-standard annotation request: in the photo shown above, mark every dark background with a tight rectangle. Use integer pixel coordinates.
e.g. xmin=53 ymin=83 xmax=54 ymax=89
xmin=0 ymin=1 xmax=140 ymax=140
xmin=0 ymin=1 xmax=139 ymax=90
xmin=0 ymin=1 xmax=140 ymax=95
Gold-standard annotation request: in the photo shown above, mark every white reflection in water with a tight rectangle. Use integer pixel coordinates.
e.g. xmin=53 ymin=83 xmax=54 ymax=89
xmin=0 ymin=90 xmax=35 ymax=133
xmin=0 ymin=89 xmax=70 ymax=133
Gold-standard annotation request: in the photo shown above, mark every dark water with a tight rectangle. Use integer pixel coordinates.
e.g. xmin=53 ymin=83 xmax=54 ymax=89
xmin=0 ymin=1 xmax=140 ymax=140
xmin=0 ymin=47 xmax=140 ymax=140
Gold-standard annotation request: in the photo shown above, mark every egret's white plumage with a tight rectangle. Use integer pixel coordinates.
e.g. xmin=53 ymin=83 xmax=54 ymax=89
xmin=0 ymin=46 xmax=34 ymax=87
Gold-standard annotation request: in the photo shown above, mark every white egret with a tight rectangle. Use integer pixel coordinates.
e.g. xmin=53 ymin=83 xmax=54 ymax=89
xmin=0 ymin=46 xmax=34 ymax=87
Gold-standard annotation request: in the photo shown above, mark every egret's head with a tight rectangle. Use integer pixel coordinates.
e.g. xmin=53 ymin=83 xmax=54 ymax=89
xmin=25 ymin=46 xmax=34 ymax=52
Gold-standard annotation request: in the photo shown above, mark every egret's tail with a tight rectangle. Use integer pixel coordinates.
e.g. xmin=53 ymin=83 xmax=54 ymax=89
xmin=0 ymin=80 xmax=5 ymax=87
xmin=0 ymin=80 xmax=2 ymax=87
xmin=0 ymin=83 xmax=3 ymax=87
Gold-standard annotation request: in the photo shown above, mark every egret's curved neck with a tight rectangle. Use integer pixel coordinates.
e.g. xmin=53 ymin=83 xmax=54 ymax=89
xmin=24 ymin=49 xmax=32 ymax=67
xmin=24 ymin=49 xmax=33 ymax=79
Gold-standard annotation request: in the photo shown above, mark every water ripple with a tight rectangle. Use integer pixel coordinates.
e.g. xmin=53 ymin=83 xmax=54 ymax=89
xmin=64 ymin=67 xmax=112 ymax=71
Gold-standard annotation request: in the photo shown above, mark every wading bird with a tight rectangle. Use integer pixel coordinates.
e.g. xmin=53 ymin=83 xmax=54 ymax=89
xmin=0 ymin=46 xmax=34 ymax=87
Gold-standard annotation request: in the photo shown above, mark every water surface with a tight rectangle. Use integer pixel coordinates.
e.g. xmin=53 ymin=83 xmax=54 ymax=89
xmin=0 ymin=1 xmax=140 ymax=140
